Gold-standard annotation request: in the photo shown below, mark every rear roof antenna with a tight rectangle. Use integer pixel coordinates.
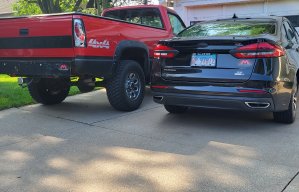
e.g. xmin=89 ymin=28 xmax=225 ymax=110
xmin=232 ymin=13 xmax=238 ymax=19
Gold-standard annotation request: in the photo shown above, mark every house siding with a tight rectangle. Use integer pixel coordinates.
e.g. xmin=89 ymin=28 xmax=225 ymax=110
xmin=0 ymin=0 xmax=17 ymax=17
xmin=173 ymin=0 xmax=299 ymax=26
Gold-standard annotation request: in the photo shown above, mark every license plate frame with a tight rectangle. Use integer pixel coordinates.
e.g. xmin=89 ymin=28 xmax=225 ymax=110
xmin=190 ymin=53 xmax=217 ymax=67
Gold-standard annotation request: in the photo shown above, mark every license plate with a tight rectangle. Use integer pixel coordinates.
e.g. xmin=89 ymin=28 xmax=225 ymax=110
xmin=190 ymin=53 xmax=217 ymax=67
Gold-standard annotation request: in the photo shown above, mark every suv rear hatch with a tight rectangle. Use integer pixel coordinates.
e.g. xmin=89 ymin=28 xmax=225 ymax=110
xmin=156 ymin=19 xmax=278 ymax=83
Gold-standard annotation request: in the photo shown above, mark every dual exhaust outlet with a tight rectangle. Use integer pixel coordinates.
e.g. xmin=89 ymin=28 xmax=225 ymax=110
xmin=153 ymin=96 xmax=164 ymax=101
xmin=245 ymin=102 xmax=270 ymax=109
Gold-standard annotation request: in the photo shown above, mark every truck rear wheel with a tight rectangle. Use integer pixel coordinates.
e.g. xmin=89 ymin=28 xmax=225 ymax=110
xmin=28 ymin=78 xmax=70 ymax=105
xmin=106 ymin=60 xmax=145 ymax=111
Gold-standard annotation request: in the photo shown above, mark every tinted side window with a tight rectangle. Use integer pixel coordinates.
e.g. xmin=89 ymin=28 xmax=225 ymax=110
xmin=282 ymin=23 xmax=289 ymax=42
xmin=284 ymin=21 xmax=297 ymax=43
xmin=287 ymin=21 xmax=299 ymax=44
xmin=285 ymin=15 xmax=299 ymax=28
xmin=295 ymin=29 xmax=299 ymax=44
xmin=168 ymin=13 xmax=185 ymax=35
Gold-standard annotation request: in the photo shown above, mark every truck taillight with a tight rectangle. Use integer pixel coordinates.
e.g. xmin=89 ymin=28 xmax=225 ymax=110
xmin=154 ymin=44 xmax=178 ymax=59
xmin=231 ymin=42 xmax=285 ymax=59
xmin=73 ymin=19 xmax=86 ymax=48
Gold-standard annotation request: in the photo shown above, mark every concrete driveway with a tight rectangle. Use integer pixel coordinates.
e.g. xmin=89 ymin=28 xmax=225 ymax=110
xmin=0 ymin=89 xmax=299 ymax=192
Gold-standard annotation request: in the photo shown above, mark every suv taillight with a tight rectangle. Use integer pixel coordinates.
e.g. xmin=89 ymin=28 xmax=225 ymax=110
xmin=154 ymin=44 xmax=178 ymax=59
xmin=73 ymin=19 xmax=86 ymax=47
xmin=231 ymin=42 xmax=285 ymax=59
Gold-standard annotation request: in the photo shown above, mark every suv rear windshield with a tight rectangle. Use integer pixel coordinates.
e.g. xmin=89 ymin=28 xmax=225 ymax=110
xmin=178 ymin=20 xmax=276 ymax=37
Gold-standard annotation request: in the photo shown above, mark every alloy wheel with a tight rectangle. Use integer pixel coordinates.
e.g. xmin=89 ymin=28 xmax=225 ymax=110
xmin=125 ymin=72 xmax=141 ymax=101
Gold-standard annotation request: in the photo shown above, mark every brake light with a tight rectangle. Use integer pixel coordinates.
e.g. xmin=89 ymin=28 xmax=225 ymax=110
xmin=151 ymin=85 xmax=169 ymax=89
xmin=73 ymin=19 xmax=86 ymax=47
xmin=231 ymin=42 xmax=285 ymax=59
xmin=154 ymin=44 xmax=178 ymax=59
xmin=237 ymin=89 xmax=267 ymax=94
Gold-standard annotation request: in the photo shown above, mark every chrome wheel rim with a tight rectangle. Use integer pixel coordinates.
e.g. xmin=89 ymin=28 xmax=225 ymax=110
xmin=125 ymin=72 xmax=141 ymax=101
xmin=293 ymin=93 xmax=297 ymax=113
xmin=293 ymin=83 xmax=298 ymax=115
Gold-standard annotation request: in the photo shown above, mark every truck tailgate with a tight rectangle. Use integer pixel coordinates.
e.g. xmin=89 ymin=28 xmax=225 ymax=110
xmin=0 ymin=15 xmax=74 ymax=58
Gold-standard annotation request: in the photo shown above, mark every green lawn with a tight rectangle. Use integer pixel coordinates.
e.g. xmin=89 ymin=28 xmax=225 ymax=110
xmin=0 ymin=75 xmax=81 ymax=110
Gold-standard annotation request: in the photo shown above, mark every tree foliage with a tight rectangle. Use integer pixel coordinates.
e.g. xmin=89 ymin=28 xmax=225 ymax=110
xmin=13 ymin=0 xmax=152 ymax=16
xmin=13 ymin=0 xmax=89 ymax=15
xmin=13 ymin=0 xmax=42 ymax=15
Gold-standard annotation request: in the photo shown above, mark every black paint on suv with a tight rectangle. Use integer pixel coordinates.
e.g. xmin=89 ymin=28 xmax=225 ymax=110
xmin=151 ymin=17 xmax=299 ymax=123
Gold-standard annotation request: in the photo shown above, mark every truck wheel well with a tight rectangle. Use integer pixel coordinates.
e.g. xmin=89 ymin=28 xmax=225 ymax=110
xmin=119 ymin=48 xmax=148 ymax=73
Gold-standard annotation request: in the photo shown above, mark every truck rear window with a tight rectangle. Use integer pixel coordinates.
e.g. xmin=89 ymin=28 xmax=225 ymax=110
xmin=178 ymin=20 xmax=276 ymax=37
xmin=104 ymin=8 xmax=164 ymax=29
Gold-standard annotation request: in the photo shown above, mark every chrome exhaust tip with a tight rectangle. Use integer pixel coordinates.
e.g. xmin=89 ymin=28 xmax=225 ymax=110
xmin=153 ymin=96 xmax=164 ymax=101
xmin=245 ymin=102 xmax=270 ymax=109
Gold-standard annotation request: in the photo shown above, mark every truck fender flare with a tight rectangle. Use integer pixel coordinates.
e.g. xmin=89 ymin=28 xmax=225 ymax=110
xmin=113 ymin=40 xmax=150 ymax=77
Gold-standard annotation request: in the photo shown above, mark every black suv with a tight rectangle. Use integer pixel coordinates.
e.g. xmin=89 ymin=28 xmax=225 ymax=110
xmin=151 ymin=17 xmax=299 ymax=123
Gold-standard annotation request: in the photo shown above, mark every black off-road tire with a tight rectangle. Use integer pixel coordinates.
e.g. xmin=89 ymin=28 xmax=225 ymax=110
xmin=106 ymin=60 xmax=145 ymax=111
xmin=28 ymin=78 xmax=70 ymax=105
xmin=164 ymin=105 xmax=188 ymax=114
xmin=273 ymin=81 xmax=298 ymax=124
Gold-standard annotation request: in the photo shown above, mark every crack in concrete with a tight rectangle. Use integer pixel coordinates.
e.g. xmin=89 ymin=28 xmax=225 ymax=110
xmin=282 ymin=171 xmax=299 ymax=192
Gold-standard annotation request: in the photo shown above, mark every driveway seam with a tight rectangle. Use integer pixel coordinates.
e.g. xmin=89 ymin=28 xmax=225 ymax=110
xmin=17 ymin=105 xmax=161 ymax=126
xmin=281 ymin=171 xmax=299 ymax=192
xmin=17 ymin=106 xmax=198 ymax=149
xmin=90 ymin=105 xmax=162 ymax=124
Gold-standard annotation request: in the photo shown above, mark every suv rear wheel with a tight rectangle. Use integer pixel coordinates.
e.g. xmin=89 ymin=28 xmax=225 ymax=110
xmin=164 ymin=105 xmax=188 ymax=114
xmin=273 ymin=80 xmax=298 ymax=124
xmin=28 ymin=78 xmax=70 ymax=105
xmin=106 ymin=60 xmax=145 ymax=111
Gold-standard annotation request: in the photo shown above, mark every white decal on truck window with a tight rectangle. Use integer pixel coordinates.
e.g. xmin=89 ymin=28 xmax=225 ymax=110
xmin=88 ymin=39 xmax=110 ymax=49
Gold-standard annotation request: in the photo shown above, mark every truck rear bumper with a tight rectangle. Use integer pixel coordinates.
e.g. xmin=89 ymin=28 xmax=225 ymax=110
xmin=0 ymin=57 xmax=114 ymax=78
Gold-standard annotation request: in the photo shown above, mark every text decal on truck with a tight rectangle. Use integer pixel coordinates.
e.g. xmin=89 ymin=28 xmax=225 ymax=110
xmin=88 ymin=39 xmax=110 ymax=49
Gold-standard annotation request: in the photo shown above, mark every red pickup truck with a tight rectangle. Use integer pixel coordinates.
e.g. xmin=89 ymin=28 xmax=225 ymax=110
xmin=0 ymin=5 xmax=185 ymax=111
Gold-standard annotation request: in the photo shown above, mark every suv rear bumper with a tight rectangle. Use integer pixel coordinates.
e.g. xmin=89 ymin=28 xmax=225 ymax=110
xmin=152 ymin=92 xmax=276 ymax=112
